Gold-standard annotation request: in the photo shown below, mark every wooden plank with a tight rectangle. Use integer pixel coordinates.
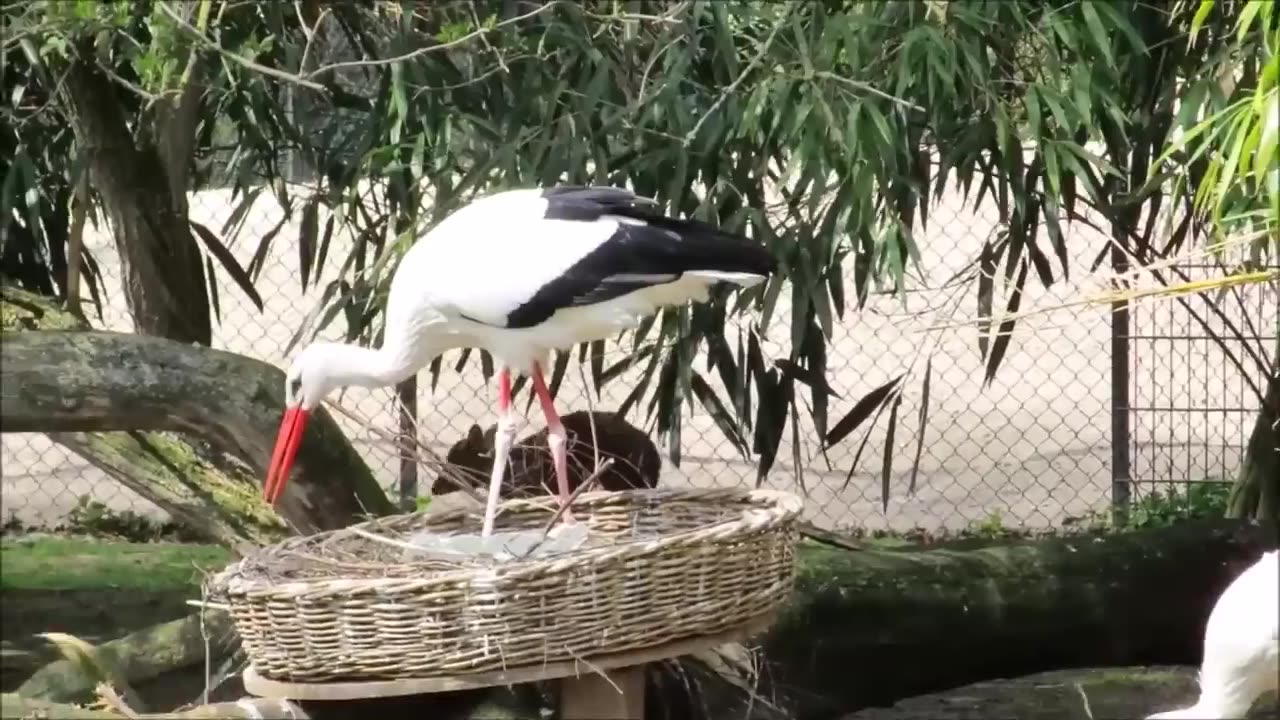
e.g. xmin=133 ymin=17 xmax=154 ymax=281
xmin=242 ymin=612 xmax=774 ymax=700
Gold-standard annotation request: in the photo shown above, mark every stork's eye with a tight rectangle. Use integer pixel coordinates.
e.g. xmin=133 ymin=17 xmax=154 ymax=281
xmin=288 ymin=378 xmax=302 ymax=399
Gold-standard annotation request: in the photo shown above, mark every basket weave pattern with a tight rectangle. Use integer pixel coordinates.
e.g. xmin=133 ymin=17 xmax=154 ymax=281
xmin=212 ymin=488 xmax=801 ymax=682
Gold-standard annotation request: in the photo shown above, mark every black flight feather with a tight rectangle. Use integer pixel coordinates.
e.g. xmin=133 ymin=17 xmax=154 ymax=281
xmin=502 ymin=186 xmax=775 ymax=328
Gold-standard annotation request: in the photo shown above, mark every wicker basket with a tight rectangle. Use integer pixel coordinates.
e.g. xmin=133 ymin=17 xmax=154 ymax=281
xmin=209 ymin=487 xmax=801 ymax=683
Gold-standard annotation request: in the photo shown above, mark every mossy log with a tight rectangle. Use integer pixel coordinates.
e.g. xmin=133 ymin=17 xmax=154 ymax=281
xmin=0 ymin=693 xmax=311 ymax=719
xmin=17 ymin=613 xmax=238 ymax=704
xmin=765 ymin=518 xmax=1277 ymax=718
xmin=0 ymin=286 xmax=393 ymax=541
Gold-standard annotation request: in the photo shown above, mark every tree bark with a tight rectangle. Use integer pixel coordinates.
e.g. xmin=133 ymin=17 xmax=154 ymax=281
xmin=0 ymin=287 xmax=394 ymax=538
xmin=18 ymin=614 xmax=238 ymax=704
xmin=61 ymin=41 xmax=211 ymax=346
xmin=1 ymin=693 xmax=312 ymax=719
xmin=763 ymin=519 xmax=1277 ymax=718
xmin=1228 ymin=334 xmax=1279 ymax=521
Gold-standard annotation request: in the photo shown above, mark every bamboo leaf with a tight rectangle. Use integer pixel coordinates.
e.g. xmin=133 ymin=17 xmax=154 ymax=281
xmin=691 ymin=371 xmax=749 ymax=456
xmin=824 ymin=375 xmax=904 ymax=448
xmin=977 ymin=238 xmax=997 ymax=360
xmin=547 ymin=348 xmax=571 ymax=401
xmin=1081 ymin=2 xmax=1115 ymax=66
xmin=189 ymin=220 xmax=264 ymax=312
xmin=1190 ymin=0 xmax=1217 ymax=40
xmin=1256 ymin=92 xmax=1278 ymax=178
xmin=983 ymin=263 xmax=1030 ymax=385
xmin=205 ymin=256 xmax=221 ymax=324
xmin=908 ymin=356 xmax=932 ymax=497
xmin=791 ymin=401 xmax=805 ymax=495
xmin=589 ymin=339 xmax=605 ymax=397
xmin=298 ymin=198 xmax=319 ymax=290
xmin=245 ymin=214 xmax=289 ymax=282
xmin=842 ymin=386 xmax=894 ymax=493
xmin=880 ymin=394 xmax=902 ymax=512
xmin=617 ymin=347 xmax=662 ymax=419
xmin=314 ymin=214 xmax=336 ymax=286
xmin=774 ymin=358 xmax=841 ymax=399
xmin=753 ymin=372 xmax=790 ymax=486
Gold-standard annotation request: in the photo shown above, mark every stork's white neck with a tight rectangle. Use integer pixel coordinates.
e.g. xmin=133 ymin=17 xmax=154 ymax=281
xmin=311 ymin=340 xmax=427 ymax=390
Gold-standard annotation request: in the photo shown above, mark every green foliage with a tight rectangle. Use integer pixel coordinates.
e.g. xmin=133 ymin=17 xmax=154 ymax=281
xmin=202 ymin=1 xmax=1149 ymax=488
xmin=64 ymin=496 xmax=191 ymax=542
xmin=1 ymin=496 xmax=196 ymax=543
xmin=1125 ymin=482 xmax=1233 ymax=529
xmin=4 ymin=0 xmax=1272 ymax=509
xmin=1073 ymin=481 xmax=1233 ymax=531
xmin=1159 ymin=0 xmax=1278 ymax=242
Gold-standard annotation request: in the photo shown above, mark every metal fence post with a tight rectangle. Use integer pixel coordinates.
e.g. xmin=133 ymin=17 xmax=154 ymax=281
xmin=397 ymin=377 xmax=419 ymax=512
xmin=1110 ymin=242 xmax=1132 ymax=525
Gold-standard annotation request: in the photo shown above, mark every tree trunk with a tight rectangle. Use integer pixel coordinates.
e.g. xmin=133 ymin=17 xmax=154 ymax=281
xmin=61 ymin=41 xmax=211 ymax=346
xmin=1 ymin=287 xmax=394 ymax=539
xmin=1228 ymin=335 xmax=1280 ymax=521
xmin=763 ymin=519 xmax=1276 ymax=718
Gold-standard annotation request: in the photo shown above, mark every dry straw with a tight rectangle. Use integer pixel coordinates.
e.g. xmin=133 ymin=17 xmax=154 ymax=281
xmin=208 ymin=487 xmax=801 ymax=683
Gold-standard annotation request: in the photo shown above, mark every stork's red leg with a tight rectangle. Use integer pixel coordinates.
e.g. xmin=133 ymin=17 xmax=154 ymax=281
xmin=481 ymin=367 xmax=516 ymax=537
xmin=530 ymin=363 xmax=576 ymax=525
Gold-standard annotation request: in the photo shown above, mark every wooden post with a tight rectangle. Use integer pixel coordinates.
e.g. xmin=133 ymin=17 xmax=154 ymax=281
xmin=560 ymin=666 xmax=646 ymax=720
xmin=397 ymin=377 xmax=419 ymax=512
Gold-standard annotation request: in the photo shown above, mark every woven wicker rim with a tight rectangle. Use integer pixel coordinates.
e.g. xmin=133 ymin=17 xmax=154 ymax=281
xmin=211 ymin=487 xmax=802 ymax=596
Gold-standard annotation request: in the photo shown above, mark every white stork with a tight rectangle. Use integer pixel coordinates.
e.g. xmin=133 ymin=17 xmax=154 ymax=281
xmin=263 ymin=185 xmax=775 ymax=536
xmin=1146 ymin=549 xmax=1278 ymax=719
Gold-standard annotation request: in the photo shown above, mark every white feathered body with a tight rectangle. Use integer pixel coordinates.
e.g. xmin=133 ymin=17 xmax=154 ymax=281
xmin=382 ymin=187 xmax=771 ymax=372
xmin=1148 ymin=549 xmax=1279 ymax=719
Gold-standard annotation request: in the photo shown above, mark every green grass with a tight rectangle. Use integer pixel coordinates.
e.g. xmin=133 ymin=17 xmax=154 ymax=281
xmin=0 ymin=536 xmax=233 ymax=592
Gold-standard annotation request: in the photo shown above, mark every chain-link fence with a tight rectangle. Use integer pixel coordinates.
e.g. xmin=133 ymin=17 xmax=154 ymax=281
xmin=1 ymin=182 xmax=1272 ymax=536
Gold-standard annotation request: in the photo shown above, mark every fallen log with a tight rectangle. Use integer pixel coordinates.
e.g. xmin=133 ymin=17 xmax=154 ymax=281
xmin=18 ymin=613 xmax=238 ymax=704
xmin=1 ymin=693 xmax=125 ymax=719
xmin=0 ymin=692 xmax=311 ymax=719
xmin=0 ymin=286 xmax=393 ymax=538
xmin=762 ymin=518 xmax=1278 ymax=718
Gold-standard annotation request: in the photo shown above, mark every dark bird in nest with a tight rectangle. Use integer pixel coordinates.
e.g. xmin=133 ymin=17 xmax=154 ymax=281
xmin=435 ymin=410 xmax=661 ymax=499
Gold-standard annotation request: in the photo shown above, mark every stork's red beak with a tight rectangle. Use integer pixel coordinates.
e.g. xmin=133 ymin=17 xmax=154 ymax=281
xmin=264 ymin=407 xmax=309 ymax=505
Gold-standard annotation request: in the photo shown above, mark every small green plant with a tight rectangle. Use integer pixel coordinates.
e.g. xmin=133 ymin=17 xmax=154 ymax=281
xmin=1070 ymin=480 xmax=1233 ymax=532
xmin=415 ymin=495 xmax=433 ymax=511
xmin=1123 ymin=481 xmax=1231 ymax=530
xmin=965 ymin=510 xmax=1015 ymax=539
xmin=64 ymin=496 xmax=194 ymax=542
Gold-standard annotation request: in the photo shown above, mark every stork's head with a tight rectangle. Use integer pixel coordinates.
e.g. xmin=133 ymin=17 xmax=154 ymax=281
xmin=263 ymin=340 xmax=421 ymax=505
xmin=263 ymin=342 xmax=351 ymax=505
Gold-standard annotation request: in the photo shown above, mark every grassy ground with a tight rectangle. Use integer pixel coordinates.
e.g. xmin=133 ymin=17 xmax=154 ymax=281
xmin=0 ymin=535 xmax=231 ymax=692
xmin=1 ymin=535 xmax=231 ymax=591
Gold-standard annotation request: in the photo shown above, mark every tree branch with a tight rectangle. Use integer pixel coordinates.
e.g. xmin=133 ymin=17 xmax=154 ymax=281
xmin=156 ymin=0 xmax=564 ymax=94
xmin=0 ymin=287 xmax=393 ymax=535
